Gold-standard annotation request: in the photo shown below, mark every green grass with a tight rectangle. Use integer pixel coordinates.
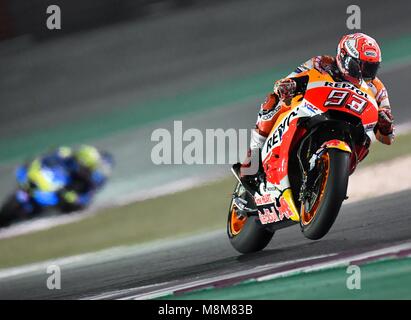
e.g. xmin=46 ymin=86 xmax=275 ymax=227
xmin=0 ymin=133 xmax=410 ymax=269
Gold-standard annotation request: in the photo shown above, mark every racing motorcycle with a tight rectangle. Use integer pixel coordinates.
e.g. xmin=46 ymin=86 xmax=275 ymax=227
xmin=0 ymin=154 xmax=113 ymax=228
xmin=227 ymin=68 xmax=378 ymax=253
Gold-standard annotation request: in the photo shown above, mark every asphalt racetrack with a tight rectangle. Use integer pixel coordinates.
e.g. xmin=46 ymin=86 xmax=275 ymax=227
xmin=0 ymin=190 xmax=410 ymax=299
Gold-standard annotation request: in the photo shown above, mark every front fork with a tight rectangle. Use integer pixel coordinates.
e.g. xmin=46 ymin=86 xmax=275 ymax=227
xmin=231 ymin=163 xmax=259 ymax=217
xmin=298 ymin=139 xmax=352 ymax=207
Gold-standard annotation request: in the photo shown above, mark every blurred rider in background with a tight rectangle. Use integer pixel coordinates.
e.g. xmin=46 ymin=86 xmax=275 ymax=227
xmin=39 ymin=145 xmax=114 ymax=212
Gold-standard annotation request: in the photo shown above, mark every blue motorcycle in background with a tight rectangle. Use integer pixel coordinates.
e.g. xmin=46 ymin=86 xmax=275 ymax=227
xmin=0 ymin=149 xmax=114 ymax=228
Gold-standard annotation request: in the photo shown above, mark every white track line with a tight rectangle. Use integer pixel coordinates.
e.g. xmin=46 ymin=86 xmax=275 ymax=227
xmin=0 ymin=230 xmax=224 ymax=280
xmin=85 ymin=283 xmax=171 ymax=301
xmin=83 ymin=254 xmax=335 ymax=300
xmin=118 ymin=241 xmax=411 ymax=300
xmin=257 ymin=241 xmax=411 ymax=282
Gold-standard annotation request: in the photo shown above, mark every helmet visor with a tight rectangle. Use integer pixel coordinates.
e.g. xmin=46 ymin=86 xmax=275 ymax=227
xmin=361 ymin=61 xmax=380 ymax=80
xmin=343 ymin=56 xmax=362 ymax=80
xmin=343 ymin=55 xmax=380 ymax=82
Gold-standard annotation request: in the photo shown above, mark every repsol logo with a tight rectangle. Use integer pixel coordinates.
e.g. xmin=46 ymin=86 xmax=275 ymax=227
xmin=324 ymin=82 xmax=368 ymax=98
xmin=265 ymin=107 xmax=299 ymax=153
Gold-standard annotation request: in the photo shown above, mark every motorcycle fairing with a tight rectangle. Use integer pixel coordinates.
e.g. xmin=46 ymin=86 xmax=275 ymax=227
xmin=256 ymin=103 xmax=316 ymax=224
xmin=32 ymin=190 xmax=60 ymax=206
xmin=255 ymin=68 xmax=379 ymax=225
xmin=14 ymin=160 xmax=70 ymax=209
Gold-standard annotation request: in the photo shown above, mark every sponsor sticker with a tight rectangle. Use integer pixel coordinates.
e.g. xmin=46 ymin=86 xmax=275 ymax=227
xmin=258 ymin=206 xmax=280 ymax=224
xmin=364 ymin=50 xmax=376 ymax=57
xmin=255 ymin=194 xmax=274 ymax=206
xmin=345 ymin=39 xmax=359 ymax=58
xmin=265 ymin=107 xmax=299 ymax=154
xmin=324 ymin=81 xmax=369 ymax=98
xmin=364 ymin=122 xmax=376 ymax=132
xmin=257 ymin=195 xmax=293 ymax=225
xmin=303 ymin=102 xmax=320 ymax=114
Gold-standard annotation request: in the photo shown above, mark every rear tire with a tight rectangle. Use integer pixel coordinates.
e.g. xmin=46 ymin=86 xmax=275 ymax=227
xmin=300 ymin=149 xmax=350 ymax=240
xmin=227 ymin=183 xmax=275 ymax=254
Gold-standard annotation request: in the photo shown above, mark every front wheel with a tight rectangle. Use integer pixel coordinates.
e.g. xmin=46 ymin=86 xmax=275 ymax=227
xmin=227 ymin=183 xmax=275 ymax=254
xmin=300 ymin=148 xmax=350 ymax=240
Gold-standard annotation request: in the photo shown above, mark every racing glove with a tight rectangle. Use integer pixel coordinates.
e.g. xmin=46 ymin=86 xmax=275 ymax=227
xmin=377 ymin=107 xmax=394 ymax=136
xmin=375 ymin=107 xmax=395 ymax=145
xmin=273 ymin=78 xmax=297 ymax=101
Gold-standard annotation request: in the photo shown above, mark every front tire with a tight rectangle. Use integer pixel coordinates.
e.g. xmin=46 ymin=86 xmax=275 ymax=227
xmin=227 ymin=183 xmax=275 ymax=254
xmin=300 ymin=149 xmax=350 ymax=240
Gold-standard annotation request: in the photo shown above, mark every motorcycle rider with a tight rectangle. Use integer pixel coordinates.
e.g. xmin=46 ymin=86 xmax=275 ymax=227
xmin=37 ymin=145 xmax=114 ymax=212
xmin=241 ymin=33 xmax=395 ymax=179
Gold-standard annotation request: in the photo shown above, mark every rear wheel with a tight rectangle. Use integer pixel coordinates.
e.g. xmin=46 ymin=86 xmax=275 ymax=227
xmin=227 ymin=183 xmax=275 ymax=253
xmin=300 ymin=148 xmax=350 ymax=240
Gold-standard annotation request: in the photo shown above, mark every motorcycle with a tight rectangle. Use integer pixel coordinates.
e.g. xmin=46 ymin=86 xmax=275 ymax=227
xmin=0 ymin=153 xmax=113 ymax=228
xmin=227 ymin=68 xmax=378 ymax=253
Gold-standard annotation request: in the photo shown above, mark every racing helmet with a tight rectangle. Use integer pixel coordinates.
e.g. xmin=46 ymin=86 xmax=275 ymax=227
xmin=73 ymin=145 xmax=101 ymax=172
xmin=336 ymin=33 xmax=381 ymax=85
